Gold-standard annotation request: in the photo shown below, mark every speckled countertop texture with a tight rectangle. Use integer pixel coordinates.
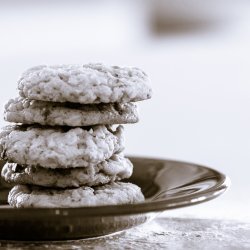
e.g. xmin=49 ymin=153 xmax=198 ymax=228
xmin=1 ymin=216 xmax=249 ymax=250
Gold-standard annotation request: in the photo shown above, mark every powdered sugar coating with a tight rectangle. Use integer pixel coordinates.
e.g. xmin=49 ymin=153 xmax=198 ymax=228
xmin=0 ymin=125 xmax=124 ymax=168
xmin=8 ymin=182 xmax=145 ymax=208
xmin=2 ymin=154 xmax=133 ymax=188
xmin=18 ymin=64 xmax=152 ymax=104
xmin=4 ymin=97 xmax=139 ymax=126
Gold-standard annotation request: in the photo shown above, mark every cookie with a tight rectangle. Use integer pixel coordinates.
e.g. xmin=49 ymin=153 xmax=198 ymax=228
xmin=4 ymin=97 xmax=139 ymax=126
xmin=0 ymin=125 xmax=124 ymax=168
xmin=18 ymin=64 xmax=152 ymax=104
xmin=8 ymin=182 xmax=145 ymax=208
xmin=2 ymin=154 xmax=133 ymax=188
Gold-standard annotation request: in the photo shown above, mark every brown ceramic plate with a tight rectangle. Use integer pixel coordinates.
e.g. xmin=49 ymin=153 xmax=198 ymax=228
xmin=0 ymin=157 xmax=230 ymax=241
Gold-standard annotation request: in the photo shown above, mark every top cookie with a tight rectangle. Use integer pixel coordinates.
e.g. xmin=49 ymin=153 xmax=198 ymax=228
xmin=18 ymin=64 xmax=152 ymax=104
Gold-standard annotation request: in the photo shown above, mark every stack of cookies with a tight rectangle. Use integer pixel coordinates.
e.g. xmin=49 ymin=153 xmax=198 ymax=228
xmin=0 ymin=64 xmax=152 ymax=208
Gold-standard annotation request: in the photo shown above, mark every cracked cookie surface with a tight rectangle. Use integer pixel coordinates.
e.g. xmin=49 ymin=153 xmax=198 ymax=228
xmin=4 ymin=97 xmax=139 ymax=126
xmin=8 ymin=182 xmax=145 ymax=208
xmin=2 ymin=154 xmax=133 ymax=188
xmin=0 ymin=125 xmax=124 ymax=168
xmin=18 ymin=63 xmax=152 ymax=104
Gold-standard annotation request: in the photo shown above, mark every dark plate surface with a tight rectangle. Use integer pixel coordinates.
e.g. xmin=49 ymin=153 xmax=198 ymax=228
xmin=0 ymin=157 xmax=230 ymax=241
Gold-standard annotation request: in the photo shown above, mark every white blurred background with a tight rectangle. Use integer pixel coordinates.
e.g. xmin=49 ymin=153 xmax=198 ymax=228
xmin=0 ymin=0 xmax=249 ymax=221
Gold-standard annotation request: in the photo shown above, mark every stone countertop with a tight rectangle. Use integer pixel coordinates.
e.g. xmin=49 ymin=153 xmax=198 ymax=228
xmin=1 ymin=216 xmax=249 ymax=250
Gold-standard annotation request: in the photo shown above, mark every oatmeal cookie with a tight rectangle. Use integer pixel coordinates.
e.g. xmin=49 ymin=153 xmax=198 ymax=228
xmin=4 ymin=97 xmax=139 ymax=126
xmin=18 ymin=64 xmax=152 ymax=104
xmin=2 ymin=154 xmax=133 ymax=188
xmin=0 ymin=125 xmax=124 ymax=168
xmin=8 ymin=182 xmax=145 ymax=208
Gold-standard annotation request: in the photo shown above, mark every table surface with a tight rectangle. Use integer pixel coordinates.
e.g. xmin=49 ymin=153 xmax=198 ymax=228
xmin=1 ymin=215 xmax=249 ymax=250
